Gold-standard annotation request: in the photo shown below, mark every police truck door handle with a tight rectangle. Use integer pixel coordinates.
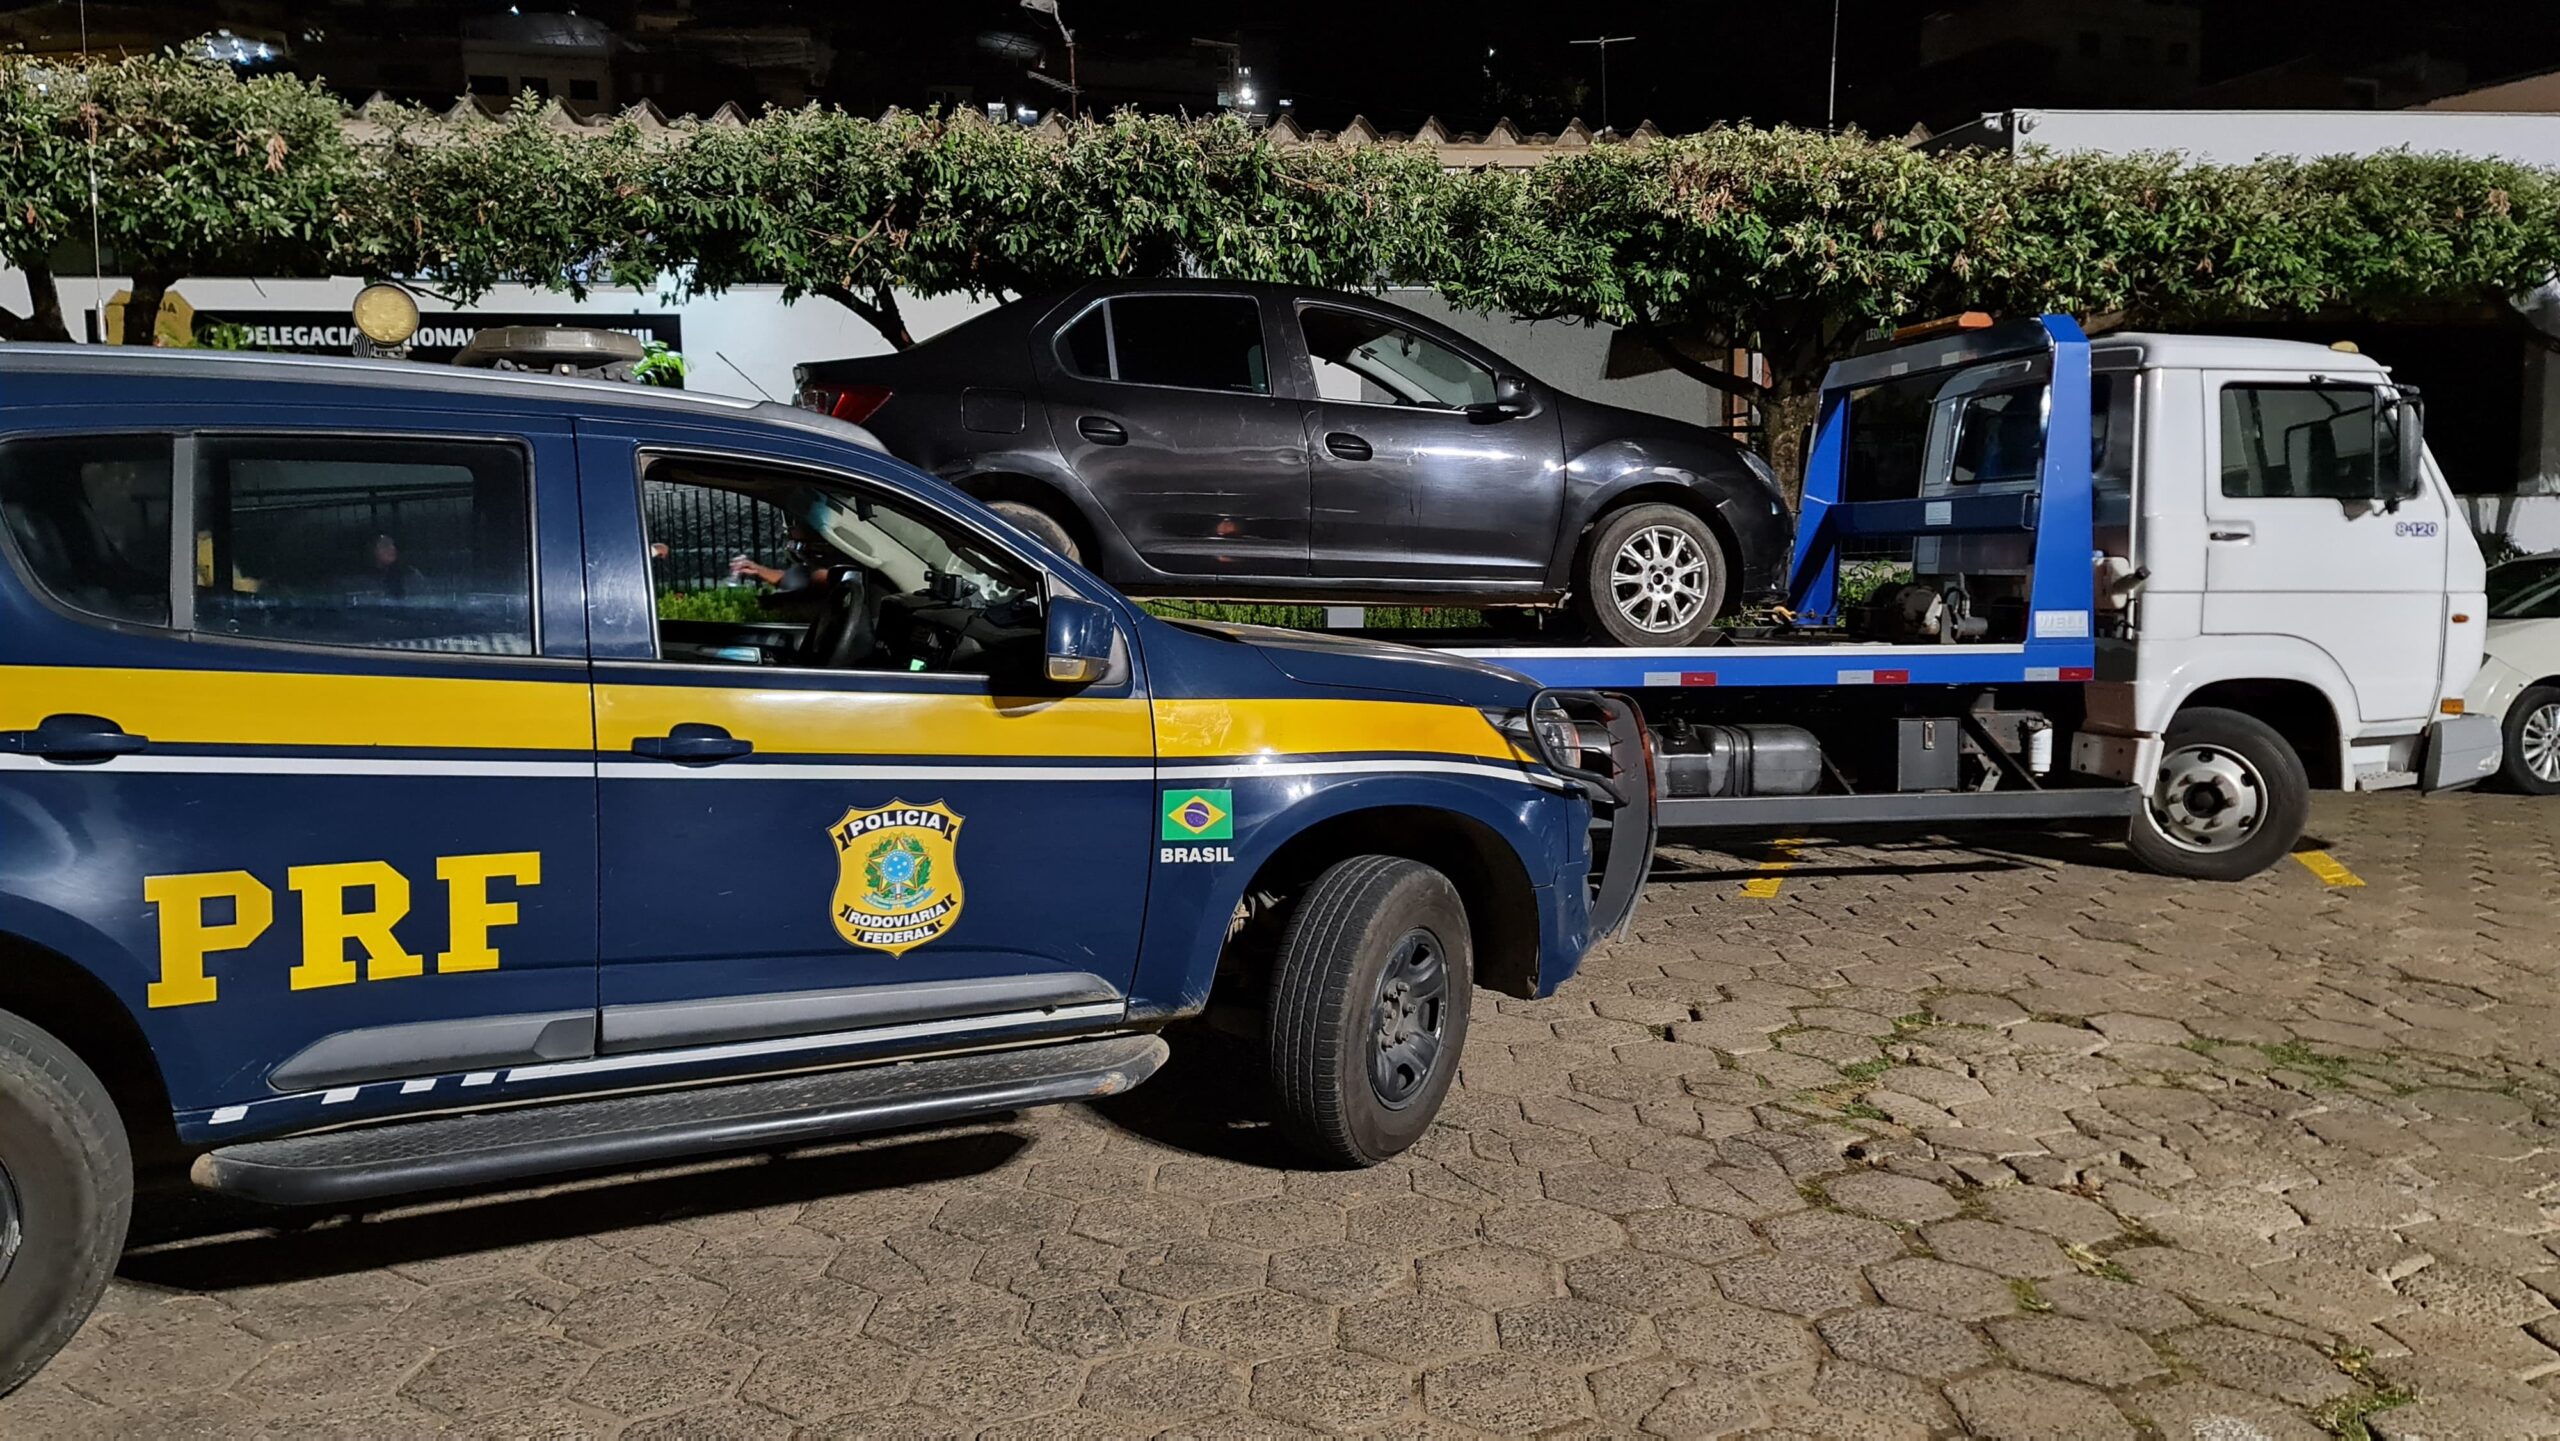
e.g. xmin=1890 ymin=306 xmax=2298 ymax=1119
xmin=1077 ymin=416 xmax=1127 ymax=445
xmin=0 ymin=714 xmax=148 ymax=763
xmin=631 ymin=724 xmax=753 ymax=764
xmin=1325 ymin=432 xmax=1373 ymax=461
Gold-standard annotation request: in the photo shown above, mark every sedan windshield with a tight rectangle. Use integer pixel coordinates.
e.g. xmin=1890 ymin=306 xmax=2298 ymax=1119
xmin=2490 ymin=557 xmax=2560 ymax=620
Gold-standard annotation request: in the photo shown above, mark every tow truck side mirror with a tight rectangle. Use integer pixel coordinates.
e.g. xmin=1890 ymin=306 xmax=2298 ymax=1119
xmin=1044 ymin=594 xmax=1116 ymax=685
xmin=2389 ymin=389 xmax=2426 ymax=502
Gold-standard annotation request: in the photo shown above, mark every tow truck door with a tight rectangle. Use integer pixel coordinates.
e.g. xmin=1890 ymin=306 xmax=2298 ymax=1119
xmin=2200 ymin=372 xmax=2448 ymax=724
xmin=575 ymin=422 xmax=1158 ymax=1060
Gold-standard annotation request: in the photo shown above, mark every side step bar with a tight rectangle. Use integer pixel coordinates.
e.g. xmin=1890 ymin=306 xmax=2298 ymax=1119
xmin=1657 ymin=785 xmax=2140 ymax=830
xmin=194 ymin=1033 xmax=1169 ymax=1207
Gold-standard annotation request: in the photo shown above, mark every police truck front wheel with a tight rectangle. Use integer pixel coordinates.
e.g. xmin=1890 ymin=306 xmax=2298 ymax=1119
xmin=1267 ymin=857 xmax=1473 ymax=1166
xmin=2127 ymin=707 xmax=2309 ymax=882
xmin=0 ymin=1008 xmax=131 ymax=1396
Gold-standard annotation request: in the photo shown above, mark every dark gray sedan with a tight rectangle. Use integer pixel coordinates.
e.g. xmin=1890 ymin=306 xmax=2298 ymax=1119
xmin=796 ymin=280 xmax=1791 ymax=645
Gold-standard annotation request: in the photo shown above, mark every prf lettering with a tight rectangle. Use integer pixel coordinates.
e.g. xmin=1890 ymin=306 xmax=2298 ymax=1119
xmin=142 ymin=851 xmax=541 ymax=1009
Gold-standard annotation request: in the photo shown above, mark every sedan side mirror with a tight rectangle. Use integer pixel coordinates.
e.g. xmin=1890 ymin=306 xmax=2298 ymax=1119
xmin=1044 ymin=594 xmax=1116 ymax=685
xmin=1465 ymin=374 xmax=1533 ymax=423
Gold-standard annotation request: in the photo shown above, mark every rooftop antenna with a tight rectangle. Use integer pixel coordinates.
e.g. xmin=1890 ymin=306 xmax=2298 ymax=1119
xmin=1827 ymin=0 xmax=1843 ymax=131
xmin=81 ymin=0 xmax=106 ymax=336
xmin=1570 ymin=34 xmax=1637 ymax=135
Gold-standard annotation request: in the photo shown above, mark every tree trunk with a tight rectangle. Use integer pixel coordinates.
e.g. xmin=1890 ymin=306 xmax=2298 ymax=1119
xmin=1760 ymin=381 xmax=1824 ymax=507
xmin=120 ymin=270 xmax=177 ymax=346
xmin=817 ymin=281 xmax=915 ymax=351
xmin=0 ymin=264 xmax=72 ymax=342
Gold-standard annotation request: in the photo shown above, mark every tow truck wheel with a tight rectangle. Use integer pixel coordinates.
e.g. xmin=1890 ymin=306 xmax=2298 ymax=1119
xmin=1576 ymin=504 xmax=1728 ymax=647
xmin=2498 ymin=684 xmax=2560 ymax=795
xmin=2128 ymin=707 xmax=2309 ymax=882
xmin=987 ymin=499 xmax=1082 ymax=565
xmin=0 ymin=1008 xmax=131 ymax=1396
xmin=1266 ymin=856 xmax=1473 ymax=1167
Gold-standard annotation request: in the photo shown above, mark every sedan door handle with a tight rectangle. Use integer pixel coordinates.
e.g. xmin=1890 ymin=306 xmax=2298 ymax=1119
xmin=2209 ymin=527 xmax=2253 ymax=542
xmin=631 ymin=723 xmax=754 ymax=765
xmin=1077 ymin=416 xmax=1128 ymax=445
xmin=1325 ymin=431 xmax=1374 ymax=461
xmin=0 ymin=713 xmax=148 ymax=764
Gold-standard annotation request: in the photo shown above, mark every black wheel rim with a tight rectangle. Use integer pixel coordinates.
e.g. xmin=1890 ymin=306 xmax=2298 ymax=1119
xmin=0 ymin=1158 xmax=21 ymax=1288
xmin=1368 ymin=929 xmax=1449 ymax=1109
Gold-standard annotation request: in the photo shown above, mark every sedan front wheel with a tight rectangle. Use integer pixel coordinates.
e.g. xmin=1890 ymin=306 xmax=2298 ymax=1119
xmin=1575 ymin=503 xmax=1728 ymax=647
xmin=2500 ymin=684 xmax=2560 ymax=795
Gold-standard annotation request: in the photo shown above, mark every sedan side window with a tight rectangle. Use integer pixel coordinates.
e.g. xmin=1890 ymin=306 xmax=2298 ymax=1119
xmin=1055 ymin=295 xmax=1268 ymax=395
xmin=1299 ymin=306 xmax=1497 ymax=409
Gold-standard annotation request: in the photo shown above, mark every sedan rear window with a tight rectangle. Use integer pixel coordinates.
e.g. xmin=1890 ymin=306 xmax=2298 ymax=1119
xmin=1057 ymin=295 xmax=1268 ymax=395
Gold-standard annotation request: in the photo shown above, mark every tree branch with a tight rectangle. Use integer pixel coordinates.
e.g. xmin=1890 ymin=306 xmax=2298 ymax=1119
xmin=816 ymin=280 xmax=915 ymax=350
xmin=0 ymin=264 xmax=71 ymax=343
xmin=1634 ymin=320 xmax=1771 ymax=402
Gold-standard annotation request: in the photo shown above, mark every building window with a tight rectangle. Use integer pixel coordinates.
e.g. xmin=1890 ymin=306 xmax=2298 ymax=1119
xmin=2123 ymin=35 xmax=2155 ymax=63
xmin=569 ymin=78 xmax=599 ymax=101
xmin=467 ymin=73 xmax=507 ymax=96
xmin=521 ymin=76 xmax=551 ymax=99
xmin=2166 ymin=40 xmax=2191 ymax=66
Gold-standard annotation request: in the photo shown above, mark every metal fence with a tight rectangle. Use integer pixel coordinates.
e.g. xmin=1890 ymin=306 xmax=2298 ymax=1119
xmin=644 ymin=480 xmax=789 ymax=593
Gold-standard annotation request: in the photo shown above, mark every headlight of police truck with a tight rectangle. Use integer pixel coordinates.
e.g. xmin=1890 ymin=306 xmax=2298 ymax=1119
xmin=1484 ymin=698 xmax=1583 ymax=769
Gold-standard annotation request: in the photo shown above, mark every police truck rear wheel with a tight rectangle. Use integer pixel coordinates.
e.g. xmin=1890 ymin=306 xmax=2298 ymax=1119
xmin=0 ymin=1009 xmax=131 ymax=1396
xmin=2127 ymin=707 xmax=2309 ymax=882
xmin=1267 ymin=857 xmax=1473 ymax=1166
xmin=1577 ymin=504 xmax=1727 ymax=647
xmin=988 ymin=500 xmax=1081 ymax=565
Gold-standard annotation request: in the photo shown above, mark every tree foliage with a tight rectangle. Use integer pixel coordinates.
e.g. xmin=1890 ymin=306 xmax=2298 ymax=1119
xmin=3 ymin=55 xmax=2557 ymax=480
xmin=0 ymin=54 xmax=353 ymax=343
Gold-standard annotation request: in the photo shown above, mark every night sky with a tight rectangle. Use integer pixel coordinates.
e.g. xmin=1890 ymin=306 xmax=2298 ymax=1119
xmin=1056 ymin=0 xmax=2560 ymax=135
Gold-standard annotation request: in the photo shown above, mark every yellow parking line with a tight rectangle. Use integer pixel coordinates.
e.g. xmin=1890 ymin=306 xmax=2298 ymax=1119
xmin=2293 ymin=849 xmax=2365 ymax=888
xmin=1740 ymin=838 xmax=1803 ymax=898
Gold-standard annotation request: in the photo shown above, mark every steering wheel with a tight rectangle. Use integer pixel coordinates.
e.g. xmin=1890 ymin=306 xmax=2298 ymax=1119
xmin=800 ymin=574 xmax=880 ymax=669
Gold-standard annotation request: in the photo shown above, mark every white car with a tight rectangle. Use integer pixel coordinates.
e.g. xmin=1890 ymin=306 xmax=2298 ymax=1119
xmin=2468 ymin=554 xmax=2560 ymax=792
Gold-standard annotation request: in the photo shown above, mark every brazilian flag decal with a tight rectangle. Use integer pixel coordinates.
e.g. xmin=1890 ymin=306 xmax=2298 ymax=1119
xmin=1162 ymin=788 xmax=1233 ymax=841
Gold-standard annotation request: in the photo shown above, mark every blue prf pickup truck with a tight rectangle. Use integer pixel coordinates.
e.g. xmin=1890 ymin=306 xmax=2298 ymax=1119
xmin=0 ymin=346 xmax=1652 ymax=1392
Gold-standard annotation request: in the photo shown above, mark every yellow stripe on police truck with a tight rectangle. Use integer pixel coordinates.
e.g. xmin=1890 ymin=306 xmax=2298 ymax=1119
xmin=1152 ymin=697 xmax=1532 ymax=763
xmin=0 ymin=665 xmax=591 ymax=752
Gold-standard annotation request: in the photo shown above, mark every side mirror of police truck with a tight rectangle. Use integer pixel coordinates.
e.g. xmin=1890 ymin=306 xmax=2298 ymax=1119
xmin=1044 ymin=594 xmax=1116 ymax=685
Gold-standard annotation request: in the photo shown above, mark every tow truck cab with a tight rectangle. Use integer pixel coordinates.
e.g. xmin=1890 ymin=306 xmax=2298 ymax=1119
xmin=0 ymin=345 xmax=1651 ymax=1395
xmin=1461 ymin=315 xmax=2495 ymax=878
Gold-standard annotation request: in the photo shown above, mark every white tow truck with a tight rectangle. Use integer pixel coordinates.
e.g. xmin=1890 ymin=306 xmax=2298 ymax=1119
xmin=1450 ymin=314 xmax=2498 ymax=879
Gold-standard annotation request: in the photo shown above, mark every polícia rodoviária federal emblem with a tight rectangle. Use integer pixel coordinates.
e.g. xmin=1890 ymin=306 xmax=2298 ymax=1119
xmin=829 ymin=800 xmax=965 ymax=955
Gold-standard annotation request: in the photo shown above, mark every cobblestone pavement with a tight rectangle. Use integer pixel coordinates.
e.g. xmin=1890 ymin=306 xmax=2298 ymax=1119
xmin=13 ymin=791 xmax=2560 ymax=1438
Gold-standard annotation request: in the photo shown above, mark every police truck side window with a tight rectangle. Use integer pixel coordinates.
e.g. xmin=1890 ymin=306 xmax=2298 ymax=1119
xmin=0 ymin=436 xmax=175 ymax=626
xmin=192 ymin=437 xmax=535 ymax=655
xmin=644 ymin=462 xmax=1045 ymax=680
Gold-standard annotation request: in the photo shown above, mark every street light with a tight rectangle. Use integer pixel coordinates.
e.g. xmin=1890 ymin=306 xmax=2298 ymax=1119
xmin=1020 ymin=0 xmax=1078 ymax=119
xmin=1570 ymin=34 xmax=1637 ymax=135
